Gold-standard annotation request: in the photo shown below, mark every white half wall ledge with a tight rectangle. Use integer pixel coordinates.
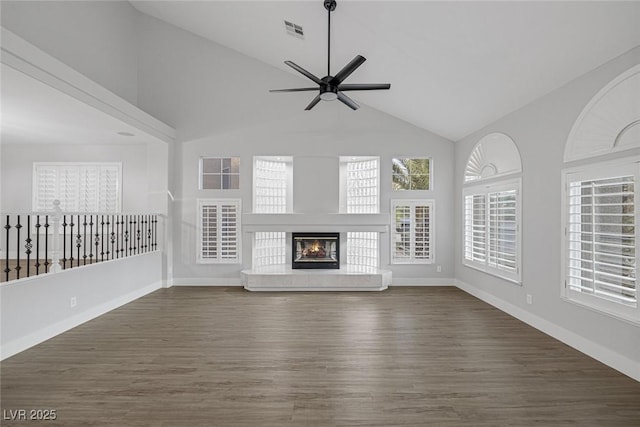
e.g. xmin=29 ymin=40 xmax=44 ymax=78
xmin=455 ymin=279 xmax=640 ymax=382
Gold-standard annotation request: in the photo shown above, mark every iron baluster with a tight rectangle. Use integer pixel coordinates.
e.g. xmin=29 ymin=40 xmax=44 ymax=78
xmin=62 ymin=215 xmax=67 ymax=269
xmin=4 ymin=215 xmax=10 ymax=282
xmin=82 ymin=215 xmax=88 ymax=265
xmin=35 ymin=215 xmax=41 ymax=275
xmin=43 ymin=216 xmax=50 ymax=273
xmin=25 ymin=216 xmax=33 ymax=277
xmin=69 ymin=216 xmax=75 ymax=268
xmin=76 ymin=215 xmax=82 ymax=268
xmin=15 ymin=216 xmax=22 ymax=279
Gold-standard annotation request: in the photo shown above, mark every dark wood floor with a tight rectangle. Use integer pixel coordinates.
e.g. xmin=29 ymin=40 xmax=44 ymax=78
xmin=1 ymin=287 xmax=639 ymax=426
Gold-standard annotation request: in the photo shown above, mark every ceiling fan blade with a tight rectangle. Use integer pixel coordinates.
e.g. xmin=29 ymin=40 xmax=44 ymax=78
xmin=337 ymin=92 xmax=359 ymax=110
xmin=269 ymin=88 xmax=319 ymax=93
xmin=284 ymin=61 xmax=323 ymax=85
xmin=305 ymin=94 xmax=322 ymax=111
xmin=338 ymin=83 xmax=390 ymax=91
xmin=332 ymin=55 xmax=366 ymax=85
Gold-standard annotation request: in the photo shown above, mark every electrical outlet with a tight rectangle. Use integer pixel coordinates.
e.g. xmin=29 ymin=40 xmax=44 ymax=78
xmin=436 ymin=265 xmax=442 ymax=273
xmin=526 ymin=294 xmax=532 ymax=305
xmin=70 ymin=297 xmax=77 ymax=308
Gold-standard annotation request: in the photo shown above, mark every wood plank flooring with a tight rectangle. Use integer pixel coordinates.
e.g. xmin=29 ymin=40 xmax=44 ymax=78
xmin=1 ymin=287 xmax=639 ymax=426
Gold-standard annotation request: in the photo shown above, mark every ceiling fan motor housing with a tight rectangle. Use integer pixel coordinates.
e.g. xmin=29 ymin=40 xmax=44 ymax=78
xmin=324 ymin=0 xmax=337 ymax=12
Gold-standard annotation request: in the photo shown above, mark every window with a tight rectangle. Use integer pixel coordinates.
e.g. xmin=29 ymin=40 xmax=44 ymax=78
xmin=391 ymin=199 xmax=434 ymax=264
xmin=197 ymin=199 xmax=241 ymax=264
xmin=347 ymin=232 xmax=378 ymax=268
xmin=200 ymin=157 xmax=240 ymax=190
xmin=563 ymin=162 xmax=638 ymax=322
xmin=253 ymin=157 xmax=292 ymax=213
xmin=253 ymin=232 xmax=286 ymax=268
xmin=342 ymin=157 xmax=379 ymax=214
xmin=340 ymin=157 xmax=380 ymax=268
xmin=392 ymin=158 xmax=431 ymax=191
xmin=33 ymin=163 xmax=121 ymax=212
xmin=463 ymin=181 xmax=520 ymax=283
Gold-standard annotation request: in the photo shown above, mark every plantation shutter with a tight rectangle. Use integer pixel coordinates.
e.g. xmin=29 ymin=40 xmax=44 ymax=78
xmin=33 ymin=163 xmax=121 ymax=213
xmin=464 ymin=194 xmax=486 ymax=263
xmin=567 ymin=174 xmax=636 ymax=307
xmin=463 ymin=180 xmax=520 ymax=283
xmin=391 ymin=200 xmax=434 ymax=264
xmin=34 ymin=166 xmax=58 ymax=211
xmin=488 ymin=190 xmax=517 ymax=272
xmin=198 ymin=199 xmax=241 ymax=264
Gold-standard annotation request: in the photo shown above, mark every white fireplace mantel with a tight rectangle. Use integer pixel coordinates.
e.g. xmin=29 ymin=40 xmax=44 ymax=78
xmin=242 ymin=213 xmax=390 ymax=233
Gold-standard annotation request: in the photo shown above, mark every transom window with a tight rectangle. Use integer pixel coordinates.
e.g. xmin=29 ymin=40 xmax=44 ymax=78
xmin=200 ymin=157 xmax=240 ymax=190
xmin=392 ymin=158 xmax=431 ymax=191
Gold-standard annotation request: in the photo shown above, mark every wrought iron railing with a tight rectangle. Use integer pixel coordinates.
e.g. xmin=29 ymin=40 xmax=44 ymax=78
xmin=1 ymin=202 xmax=160 ymax=283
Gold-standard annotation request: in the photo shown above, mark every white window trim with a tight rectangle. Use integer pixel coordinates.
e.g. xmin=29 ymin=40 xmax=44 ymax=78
xmin=32 ymin=162 xmax=122 ymax=212
xmin=462 ymin=178 xmax=522 ymax=284
xmin=199 ymin=157 xmax=241 ymax=190
xmin=561 ymin=156 xmax=639 ymax=325
xmin=197 ymin=198 xmax=242 ymax=264
xmin=390 ymin=199 xmax=435 ymax=265
xmin=391 ymin=157 xmax=433 ymax=192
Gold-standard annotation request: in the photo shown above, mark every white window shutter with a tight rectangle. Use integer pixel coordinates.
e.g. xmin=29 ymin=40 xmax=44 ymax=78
xmin=391 ymin=199 xmax=434 ymax=264
xmin=198 ymin=199 xmax=242 ymax=264
xmin=33 ymin=163 xmax=121 ymax=213
xmin=34 ymin=165 xmax=58 ymax=211
xmin=488 ymin=190 xmax=517 ymax=272
xmin=567 ymin=174 xmax=636 ymax=307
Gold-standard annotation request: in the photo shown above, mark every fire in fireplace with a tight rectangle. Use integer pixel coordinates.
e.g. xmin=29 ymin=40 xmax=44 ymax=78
xmin=292 ymin=232 xmax=339 ymax=269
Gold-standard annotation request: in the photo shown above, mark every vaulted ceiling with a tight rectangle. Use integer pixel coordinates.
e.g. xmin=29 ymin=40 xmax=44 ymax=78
xmin=131 ymin=0 xmax=640 ymax=141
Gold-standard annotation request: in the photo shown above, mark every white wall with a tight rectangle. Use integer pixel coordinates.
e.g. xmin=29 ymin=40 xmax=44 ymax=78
xmin=1 ymin=0 xmax=139 ymax=105
xmin=135 ymin=13 xmax=456 ymax=285
xmin=1 ymin=143 xmax=151 ymax=213
xmin=0 ymin=252 xmax=162 ymax=360
xmin=455 ymin=46 xmax=640 ymax=380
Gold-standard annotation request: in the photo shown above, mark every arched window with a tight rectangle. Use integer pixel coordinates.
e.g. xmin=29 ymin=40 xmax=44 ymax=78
xmin=463 ymin=133 xmax=522 ymax=283
xmin=564 ymin=64 xmax=640 ymax=162
xmin=561 ymin=66 xmax=640 ymax=324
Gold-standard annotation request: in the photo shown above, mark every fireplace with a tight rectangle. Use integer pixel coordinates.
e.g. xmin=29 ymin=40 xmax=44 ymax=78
xmin=292 ymin=232 xmax=340 ymax=269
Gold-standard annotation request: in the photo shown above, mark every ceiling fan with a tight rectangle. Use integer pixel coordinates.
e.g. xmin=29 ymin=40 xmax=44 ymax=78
xmin=270 ymin=0 xmax=390 ymax=111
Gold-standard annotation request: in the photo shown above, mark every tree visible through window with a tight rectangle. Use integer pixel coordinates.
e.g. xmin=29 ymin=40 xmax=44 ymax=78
xmin=392 ymin=158 xmax=431 ymax=191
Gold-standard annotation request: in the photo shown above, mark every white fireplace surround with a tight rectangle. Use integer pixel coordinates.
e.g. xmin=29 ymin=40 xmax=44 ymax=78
xmin=241 ymin=213 xmax=392 ymax=291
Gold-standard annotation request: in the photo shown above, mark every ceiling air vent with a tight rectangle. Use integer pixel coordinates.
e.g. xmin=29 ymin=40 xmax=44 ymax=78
xmin=284 ymin=20 xmax=304 ymax=39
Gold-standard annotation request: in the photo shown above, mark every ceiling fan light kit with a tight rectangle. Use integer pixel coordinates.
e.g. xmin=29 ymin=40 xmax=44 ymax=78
xmin=270 ymin=0 xmax=390 ymax=111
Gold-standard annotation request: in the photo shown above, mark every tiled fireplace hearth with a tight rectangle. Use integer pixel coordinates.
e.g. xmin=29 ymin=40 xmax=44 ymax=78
xmin=241 ymin=213 xmax=392 ymax=291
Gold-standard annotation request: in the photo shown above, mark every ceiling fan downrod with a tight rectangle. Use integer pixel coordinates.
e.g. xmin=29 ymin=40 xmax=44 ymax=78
xmin=269 ymin=0 xmax=390 ymax=111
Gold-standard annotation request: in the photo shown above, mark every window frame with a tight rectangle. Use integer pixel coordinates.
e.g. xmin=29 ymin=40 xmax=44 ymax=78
xmin=391 ymin=157 xmax=432 ymax=191
xmin=199 ymin=157 xmax=240 ymax=190
xmin=197 ymin=198 xmax=242 ymax=264
xmin=32 ymin=162 xmax=122 ymax=213
xmin=390 ymin=199 xmax=435 ymax=265
xmin=462 ymin=178 xmax=522 ymax=284
xmin=561 ymin=158 xmax=639 ymax=324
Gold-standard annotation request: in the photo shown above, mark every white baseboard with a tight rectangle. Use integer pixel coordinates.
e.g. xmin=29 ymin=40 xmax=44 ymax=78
xmin=1 ymin=281 xmax=162 ymax=361
xmin=391 ymin=277 xmax=455 ymax=286
xmin=171 ymin=277 xmax=242 ymax=286
xmin=455 ymin=279 xmax=639 ymax=382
